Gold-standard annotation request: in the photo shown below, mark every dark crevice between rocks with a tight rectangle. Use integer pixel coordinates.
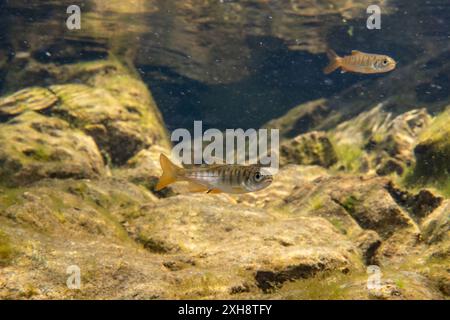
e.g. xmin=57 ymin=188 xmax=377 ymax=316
xmin=329 ymin=197 xmax=382 ymax=265
xmin=330 ymin=196 xmax=359 ymax=223
xmin=135 ymin=235 xmax=174 ymax=254
xmin=385 ymin=181 xmax=444 ymax=222
xmin=357 ymin=232 xmax=382 ymax=266
xmin=255 ymin=262 xmax=332 ymax=293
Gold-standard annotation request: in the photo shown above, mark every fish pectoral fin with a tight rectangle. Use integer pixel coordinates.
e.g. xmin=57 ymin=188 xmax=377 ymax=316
xmin=207 ymin=189 xmax=223 ymax=194
xmin=351 ymin=50 xmax=363 ymax=55
xmin=188 ymin=182 xmax=209 ymax=193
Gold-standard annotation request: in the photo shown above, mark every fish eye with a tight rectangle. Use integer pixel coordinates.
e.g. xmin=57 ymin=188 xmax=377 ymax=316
xmin=383 ymin=59 xmax=388 ymax=65
xmin=254 ymin=172 xmax=262 ymax=181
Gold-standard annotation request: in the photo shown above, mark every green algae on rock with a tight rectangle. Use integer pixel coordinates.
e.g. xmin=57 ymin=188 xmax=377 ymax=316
xmin=0 ymin=112 xmax=105 ymax=186
xmin=0 ymin=229 xmax=16 ymax=267
xmin=329 ymin=104 xmax=431 ymax=175
xmin=280 ymin=131 xmax=337 ymax=168
xmin=406 ymin=106 xmax=450 ymax=196
xmin=0 ymin=58 xmax=171 ymax=167
xmin=0 ymin=87 xmax=58 ymax=116
xmin=46 ymin=59 xmax=170 ymax=165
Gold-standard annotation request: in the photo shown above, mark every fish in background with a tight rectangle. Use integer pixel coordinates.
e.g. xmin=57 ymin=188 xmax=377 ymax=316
xmin=155 ymin=154 xmax=273 ymax=194
xmin=324 ymin=49 xmax=396 ymax=74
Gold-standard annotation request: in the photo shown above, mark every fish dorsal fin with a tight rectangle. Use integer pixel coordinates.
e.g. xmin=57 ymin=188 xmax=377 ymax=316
xmin=351 ymin=50 xmax=363 ymax=55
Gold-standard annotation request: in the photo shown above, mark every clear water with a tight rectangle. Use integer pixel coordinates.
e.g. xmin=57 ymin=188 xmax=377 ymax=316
xmin=0 ymin=0 xmax=449 ymax=302
xmin=1 ymin=0 xmax=449 ymax=131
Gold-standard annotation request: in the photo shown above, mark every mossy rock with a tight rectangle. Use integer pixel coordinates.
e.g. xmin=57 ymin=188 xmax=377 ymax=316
xmin=330 ymin=105 xmax=431 ymax=175
xmin=46 ymin=60 xmax=170 ymax=165
xmin=0 ymin=111 xmax=105 ymax=186
xmin=0 ymin=87 xmax=58 ymax=116
xmin=0 ymin=230 xmax=16 ymax=266
xmin=280 ymin=131 xmax=337 ymax=168
xmin=409 ymin=107 xmax=450 ymax=194
xmin=1 ymin=58 xmax=170 ymax=166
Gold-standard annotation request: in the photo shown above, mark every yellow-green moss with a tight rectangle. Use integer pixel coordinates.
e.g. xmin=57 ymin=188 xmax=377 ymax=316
xmin=174 ymin=271 xmax=238 ymax=299
xmin=341 ymin=195 xmax=360 ymax=214
xmin=307 ymin=194 xmax=325 ymax=211
xmin=332 ymin=142 xmax=364 ymax=173
xmin=403 ymin=108 xmax=450 ymax=196
xmin=272 ymin=270 xmax=366 ymax=300
xmin=0 ymin=230 xmax=16 ymax=266
xmin=26 ymin=145 xmax=52 ymax=162
xmin=0 ymin=187 xmax=25 ymax=210
xmin=329 ymin=218 xmax=347 ymax=235
xmin=20 ymin=283 xmax=39 ymax=298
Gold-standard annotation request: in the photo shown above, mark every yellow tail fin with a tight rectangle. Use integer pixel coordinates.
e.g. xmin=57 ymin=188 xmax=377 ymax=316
xmin=155 ymin=154 xmax=181 ymax=191
xmin=323 ymin=49 xmax=341 ymax=74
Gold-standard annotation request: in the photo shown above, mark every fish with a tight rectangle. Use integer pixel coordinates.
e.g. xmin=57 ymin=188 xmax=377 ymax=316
xmin=155 ymin=154 xmax=273 ymax=194
xmin=323 ymin=49 xmax=396 ymax=74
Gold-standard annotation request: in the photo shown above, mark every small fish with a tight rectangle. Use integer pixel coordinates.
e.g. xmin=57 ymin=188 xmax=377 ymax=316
xmin=155 ymin=154 xmax=273 ymax=194
xmin=324 ymin=49 xmax=396 ymax=74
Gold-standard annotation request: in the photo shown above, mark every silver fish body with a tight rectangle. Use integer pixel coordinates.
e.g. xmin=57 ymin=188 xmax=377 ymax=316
xmin=182 ymin=165 xmax=273 ymax=194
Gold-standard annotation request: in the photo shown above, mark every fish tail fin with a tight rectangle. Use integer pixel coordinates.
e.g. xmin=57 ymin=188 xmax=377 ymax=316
xmin=155 ymin=154 xmax=181 ymax=191
xmin=323 ymin=49 xmax=342 ymax=74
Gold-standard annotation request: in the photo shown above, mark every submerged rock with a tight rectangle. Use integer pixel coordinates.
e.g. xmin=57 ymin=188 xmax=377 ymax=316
xmin=266 ymin=98 xmax=330 ymax=139
xmin=0 ymin=112 xmax=105 ymax=186
xmin=0 ymin=179 xmax=169 ymax=299
xmin=0 ymin=59 xmax=170 ymax=167
xmin=0 ymin=87 xmax=58 ymax=116
xmin=113 ymin=145 xmax=175 ymax=196
xmin=330 ymin=104 xmax=431 ymax=175
xmin=409 ymin=106 xmax=450 ymax=192
xmin=47 ymin=59 xmax=170 ymax=165
xmin=280 ymin=131 xmax=337 ymax=168
xmin=421 ymin=200 xmax=450 ymax=245
xmin=0 ymin=164 xmax=448 ymax=299
xmin=126 ymin=194 xmax=362 ymax=293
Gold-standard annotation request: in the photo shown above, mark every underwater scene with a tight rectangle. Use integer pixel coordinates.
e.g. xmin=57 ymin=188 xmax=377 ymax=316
xmin=0 ymin=0 xmax=449 ymax=301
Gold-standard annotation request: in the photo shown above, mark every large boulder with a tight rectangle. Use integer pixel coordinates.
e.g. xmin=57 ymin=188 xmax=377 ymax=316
xmin=125 ymin=194 xmax=362 ymax=293
xmin=46 ymin=59 xmax=170 ymax=165
xmin=0 ymin=112 xmax=105 ymax=186
xmin=0 ymin=59 xmax=170 ymax=166
xmin=0 ymin=178 xmax=361 ymax=298
xmin=0 ymin=179 xmax=169 ymax=299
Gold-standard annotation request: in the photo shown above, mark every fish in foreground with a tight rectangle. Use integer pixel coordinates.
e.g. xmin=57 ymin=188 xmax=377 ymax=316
xmin=324 ymin=49 xmax=396 ymax=74
xmin=155 ymin=154 xmax=273 ymax=194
